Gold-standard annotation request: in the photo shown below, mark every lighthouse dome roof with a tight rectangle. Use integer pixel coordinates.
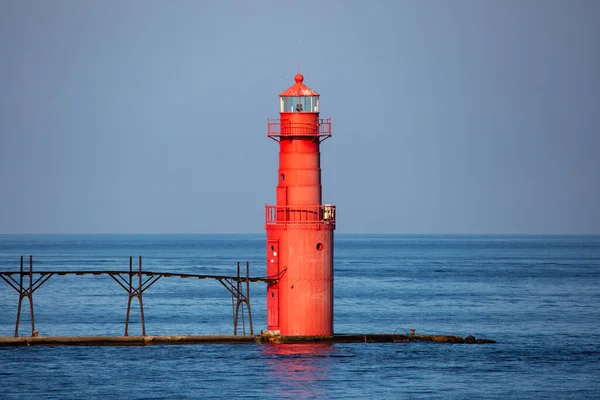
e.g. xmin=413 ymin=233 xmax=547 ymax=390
xmin=279 ymin=74 xmax=320 ymax=97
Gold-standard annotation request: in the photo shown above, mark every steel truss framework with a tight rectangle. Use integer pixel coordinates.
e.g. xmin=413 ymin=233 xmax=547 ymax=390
xmin=0 ymin=256 xmax=277 ymax=337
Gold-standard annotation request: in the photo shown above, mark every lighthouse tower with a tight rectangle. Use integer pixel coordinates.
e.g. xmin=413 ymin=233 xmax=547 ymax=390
xmin=265 ymin=73 xmax=336 ymax=336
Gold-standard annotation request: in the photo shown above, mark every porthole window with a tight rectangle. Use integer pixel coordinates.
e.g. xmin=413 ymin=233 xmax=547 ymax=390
xmin=316 ymin=243 xmax=323 ymax=251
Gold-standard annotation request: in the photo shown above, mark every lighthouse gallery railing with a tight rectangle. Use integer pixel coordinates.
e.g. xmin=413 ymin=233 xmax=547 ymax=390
xmin=267 ymin=118 xmax=332 ymax=141
xmin=265 ymin=205 xmax=336 ymax=228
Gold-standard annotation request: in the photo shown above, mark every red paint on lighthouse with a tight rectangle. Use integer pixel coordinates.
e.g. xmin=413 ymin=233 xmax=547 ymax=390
xmin=265 ymin=73 xmax=336 ymax=336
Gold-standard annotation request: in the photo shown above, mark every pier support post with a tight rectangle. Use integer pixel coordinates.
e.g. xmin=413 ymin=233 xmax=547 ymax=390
xmin=109 ymin=256 xmax=162 ymax=337
xmin=245 ymin=262 xmax=253 ymax=335
xmin=232 ymin=262 xmax=253 ymax=336
xmin=124 ymin=256 xmax=146 ymax=336
xmin=0 ymin=256 xmax=52 ymax=337
xmin=14 ymin=256 xmax=36 ymax=337
xmin=218 ymin=262 xmax=254 ymax=335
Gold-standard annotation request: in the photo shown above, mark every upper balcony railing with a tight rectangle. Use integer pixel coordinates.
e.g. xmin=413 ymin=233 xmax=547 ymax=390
xmin=265 ymin=205 xmax=336 ymax=229
xmin=267 ymin=118 xmax=332 ymax=142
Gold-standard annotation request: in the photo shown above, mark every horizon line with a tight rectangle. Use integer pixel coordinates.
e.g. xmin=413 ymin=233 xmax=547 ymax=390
xmin=1 ymin=232 xmax=599 ymax=236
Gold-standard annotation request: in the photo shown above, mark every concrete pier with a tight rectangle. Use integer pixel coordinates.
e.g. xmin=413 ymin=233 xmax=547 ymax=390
xmin=0 ymin=333 xmax=495 ymax=347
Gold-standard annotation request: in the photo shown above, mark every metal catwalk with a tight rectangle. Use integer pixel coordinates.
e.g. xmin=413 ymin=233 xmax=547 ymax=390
xmin=0 ymin=256 xmax=278 ymax=337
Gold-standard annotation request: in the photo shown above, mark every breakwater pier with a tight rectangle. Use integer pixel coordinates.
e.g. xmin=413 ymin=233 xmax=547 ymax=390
xmin=0 ymin=255 xmax=495 ymax=346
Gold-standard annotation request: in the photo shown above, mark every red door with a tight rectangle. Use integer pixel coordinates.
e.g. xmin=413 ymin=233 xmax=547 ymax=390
xmin=268 ymin=287 xmax=279 ymax=327
xmin=267 ymin=240 xmax=279 ymax=329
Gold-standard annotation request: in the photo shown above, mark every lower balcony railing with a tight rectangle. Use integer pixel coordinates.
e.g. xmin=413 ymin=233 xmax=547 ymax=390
xmin=265 ymin=205 xmax=336 ymax=227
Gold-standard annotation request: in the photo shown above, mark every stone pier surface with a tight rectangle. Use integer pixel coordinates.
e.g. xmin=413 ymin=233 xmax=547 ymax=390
xmin=0 ymin=333 xmax=495 ymax=347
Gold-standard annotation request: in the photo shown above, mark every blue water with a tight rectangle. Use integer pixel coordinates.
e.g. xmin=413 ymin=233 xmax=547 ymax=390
xmin=0 ymin=234 xmax=599 ymax=399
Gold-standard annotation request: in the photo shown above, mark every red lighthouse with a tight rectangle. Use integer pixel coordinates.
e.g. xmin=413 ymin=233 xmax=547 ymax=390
xmin=265 ymin=73 xmax=336 ymax=336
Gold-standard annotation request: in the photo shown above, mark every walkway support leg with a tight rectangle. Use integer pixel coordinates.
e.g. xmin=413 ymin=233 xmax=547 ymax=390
xmin=138 ymin=256 xmax=146 ymax=336
xmin=14 ymin=256 xmax=23 ymax=337
xmin=14 ymin=256 xmax=36 ymax=337
xmin=123 ymin=256 xmax=146 ymax=336
xmin=231 ymin=262 xmax=253 ymax=336
xmin=124 ymin=256 xmax=133 ymax=336
xmin=246 ymin=262 xmax=253 ymax=336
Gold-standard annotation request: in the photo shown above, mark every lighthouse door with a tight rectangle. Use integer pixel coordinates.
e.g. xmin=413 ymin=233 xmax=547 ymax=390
xmin=267 ymin=240 xmax=279 ymax=328
xmin=268 ymin=288 xmax=279 ymax=327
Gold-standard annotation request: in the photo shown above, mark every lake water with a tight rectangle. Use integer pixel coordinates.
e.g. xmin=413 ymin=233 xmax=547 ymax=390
xmin=0 ymin=234 xmax=599 ymax=399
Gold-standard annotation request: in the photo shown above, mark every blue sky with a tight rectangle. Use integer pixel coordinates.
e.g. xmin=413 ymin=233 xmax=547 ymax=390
xmin=0 ymin=0 xmax=598 ymax=234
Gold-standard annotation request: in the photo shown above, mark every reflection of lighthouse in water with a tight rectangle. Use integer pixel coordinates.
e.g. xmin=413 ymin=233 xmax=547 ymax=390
xmin=263 ymin=344 xmax=334 ymax=397
xmin=265 ymin=73 xmax=336 ymax=336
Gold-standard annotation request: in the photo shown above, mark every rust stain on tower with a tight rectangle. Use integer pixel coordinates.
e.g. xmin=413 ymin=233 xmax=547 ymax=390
xmin=265 ymin=73 xmax=336 ymax=336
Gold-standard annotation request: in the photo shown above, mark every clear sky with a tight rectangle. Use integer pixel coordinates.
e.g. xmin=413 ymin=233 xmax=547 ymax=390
xmin=0 ymin=0 xmax=598 ymax=234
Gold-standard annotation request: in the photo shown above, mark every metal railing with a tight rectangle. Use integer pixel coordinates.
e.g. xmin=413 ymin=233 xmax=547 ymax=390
xmin=265 ymin=204 xmax=336 ymax=227
xmin=267 ymin=118 xmax=332 ymax=141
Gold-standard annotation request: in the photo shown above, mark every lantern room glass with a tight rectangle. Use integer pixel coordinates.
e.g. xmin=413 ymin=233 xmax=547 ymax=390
xmin=280 ymin=96 xmax=319 ymax=113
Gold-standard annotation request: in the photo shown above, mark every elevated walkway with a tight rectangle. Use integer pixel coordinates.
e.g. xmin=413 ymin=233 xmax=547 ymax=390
xmin=0 ymin=256 xmax=278 ymax=337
